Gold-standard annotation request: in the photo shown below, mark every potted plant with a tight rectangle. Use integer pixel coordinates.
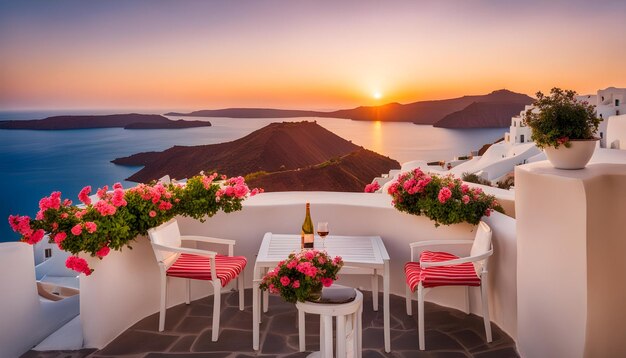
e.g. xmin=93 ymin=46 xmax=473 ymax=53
xmin=259 ymin=250 xmax=344 ymax=303
xmin=387 ymin=168 xmax=503 ymax=227
xmin=525 ymin=87 xmax=601 ymax=169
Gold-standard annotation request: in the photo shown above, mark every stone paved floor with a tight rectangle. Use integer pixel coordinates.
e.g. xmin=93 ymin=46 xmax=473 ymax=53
xmin=23 ymin=289 xmax=519 ymax=358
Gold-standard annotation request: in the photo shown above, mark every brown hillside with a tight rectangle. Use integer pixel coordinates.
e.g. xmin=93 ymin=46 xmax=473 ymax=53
xmin=433 ymin=101 xmax=530 ymax=128
xmin=329 ymin=89 xmax=533 ymax=124
xmin=246 ymin=148 xmax=400 ymax=192
xmin=113 ymin=121 xmax=361 ymax=183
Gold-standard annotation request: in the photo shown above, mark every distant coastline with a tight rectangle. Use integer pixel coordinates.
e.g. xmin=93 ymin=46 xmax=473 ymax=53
xmin=0 ymin=113 xmax=211 ymax=130
xmin=167 ymin=89 xmax=534 ymax=128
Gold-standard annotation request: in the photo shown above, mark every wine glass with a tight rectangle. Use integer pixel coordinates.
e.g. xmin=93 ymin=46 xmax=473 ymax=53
xmin=317 ymin=222 xmax=329 ymax=248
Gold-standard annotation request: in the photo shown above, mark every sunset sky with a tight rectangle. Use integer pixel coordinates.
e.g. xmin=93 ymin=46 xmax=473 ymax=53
xmin=1 ymin=0 xmax=625 ymax=111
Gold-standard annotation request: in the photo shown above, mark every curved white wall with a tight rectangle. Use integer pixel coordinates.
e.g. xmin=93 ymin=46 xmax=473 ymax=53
xmin=79 ymin=191 xmax=518 ymax=349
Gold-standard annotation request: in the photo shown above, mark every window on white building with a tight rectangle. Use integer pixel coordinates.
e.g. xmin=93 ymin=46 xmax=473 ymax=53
xmin=600 ymin=132 xmax=603 ymax=139
xmin=521 ymin=134 xmax=525 ymax=143
xmin=513 ymin=121 xmax=516 ymax=127
xmin=617 ymin=99 xmax=621 ymax=107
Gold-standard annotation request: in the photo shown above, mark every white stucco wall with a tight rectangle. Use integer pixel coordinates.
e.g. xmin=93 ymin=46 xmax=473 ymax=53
xmin=79 ymin=191 xmax=518 ymax=349
xmin=606 ymin=114 xmax=626 ymax=150
xmin=515 ymin=162 xmax=626 ymax=358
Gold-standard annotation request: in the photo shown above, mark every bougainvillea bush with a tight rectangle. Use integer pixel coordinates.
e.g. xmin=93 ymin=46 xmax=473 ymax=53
xmin=9 ymin=172 xmax=262 ymax=275
xmin=387 ymin=168 xmax=503 ymax=227
xmin=259 ymin=250 xmax=344 ymax=303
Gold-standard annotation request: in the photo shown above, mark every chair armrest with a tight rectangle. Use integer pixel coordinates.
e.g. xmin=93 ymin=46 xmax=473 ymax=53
xmin=151 ymin=243 xmax=217 ymax=258
xmin=409 ymin=240 xmax=473 ymax=261
xmin=181 ymin=235 xmax=235 ymax=256
xmin=181 ymin=235 xmax=236 ymax=246
xmin=409 ymin=240 xmax=474 ymax=248
xmin=420 ymin=249 xmax=493 ymax=268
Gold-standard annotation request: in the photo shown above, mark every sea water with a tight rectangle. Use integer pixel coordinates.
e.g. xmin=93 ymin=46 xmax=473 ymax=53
xmin=0 ymin=113 xmax=504 ymax=242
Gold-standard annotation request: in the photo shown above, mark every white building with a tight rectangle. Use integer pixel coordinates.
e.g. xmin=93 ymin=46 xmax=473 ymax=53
xmin=504 ymin=105 xmax=533 ymax=145
xmin=577 ymin=87 xmax=626 ymax=147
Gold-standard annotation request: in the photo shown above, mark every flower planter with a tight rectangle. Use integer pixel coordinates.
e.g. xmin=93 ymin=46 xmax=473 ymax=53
xmin=543 ymin=139 xmax=598 ymax=169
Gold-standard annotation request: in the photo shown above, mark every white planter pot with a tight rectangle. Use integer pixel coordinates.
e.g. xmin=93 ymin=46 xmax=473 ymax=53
xmin=543 ymin=139 xmax=598 ymax=169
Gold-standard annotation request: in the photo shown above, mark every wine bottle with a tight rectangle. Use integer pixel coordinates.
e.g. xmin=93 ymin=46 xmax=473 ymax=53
xmin=301 ymin=202 xmax=314 ymax=249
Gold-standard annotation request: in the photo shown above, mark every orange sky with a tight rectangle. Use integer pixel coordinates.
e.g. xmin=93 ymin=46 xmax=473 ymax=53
xmin=1 ymin=1 xmax=625 ymax=111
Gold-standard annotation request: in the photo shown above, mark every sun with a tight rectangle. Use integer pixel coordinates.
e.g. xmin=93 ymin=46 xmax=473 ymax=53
xmin=373 ymin=91 xmax=382 ymax=100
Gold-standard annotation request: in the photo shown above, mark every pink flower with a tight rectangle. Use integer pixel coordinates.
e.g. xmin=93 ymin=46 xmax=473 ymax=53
xmin=280 ymin=276 xmax=291 ymax=286
xmin=113 ymin=182 xmax=123 ymax=190
xmin=8 ymin=215 xmax=32 ymax=236
xmin=111 ymin=189 xmax=127 ymax=207
xmin=461 ymin=184 xmax=470 ymax=194
xmin=438 ymin=187 xmax=452 ymax=204
xmin=485 ymin=209 xmax=492 ymax=217
xmin=333 ymin=256 xmax=343 ymax=265
xmin=364 ymin=182 xmax=380 ymax=193
xmin=65 ymin=256 xmax=92 ymax=276
xmin=63 ymin=199 xmax=72 ymax=206
xmin=462 ymin=195 xmax=470 ymax=204
xmin=321 ymin=277 xmax=333 ymax=287
xmin=158 ymin=201 xmax=172 ymax=211
xmin=61 ymin=213 xmax=69 ymax=219
xmin=54 ymin=232 xmax=67 ymax=248
xmin=149 ymin=210 xmax=157 ymax=218
xmin=95 ymin=201 xmax=116 ymax=216
xmin=71 ymin=224 xmax=82 ymax=236
xmin=269 ymin=283 xmax=278 ymax=294
xmin=96 ymin=186 xmax=109 ymax=199
xmin=26 ymin=229 xmax=45 ymax=245
xmin=304 ymin=250 xmax=315 ymax=261
xmin=250 ymin=188 xmax=260 ymax=196
xmin=78 ymin=186 xmax=92 ymax=205
xmin=96 ymin=246 xmax=110 ymax=258
xmin=292 ymin=280 xmax=300 ymax=288
xmin=85 ymin=221 xmax=97 ymax=234
xmin=286 ymin=260 xmax=298 ymax=269
xmin=387 ymin=182 xmax=399 ymax=195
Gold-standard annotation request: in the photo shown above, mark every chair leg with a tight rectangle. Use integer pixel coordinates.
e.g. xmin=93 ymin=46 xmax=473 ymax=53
xmin=212 ymin=282 xmax=221 ymax=341
xmin=371 ymin=273 xmax=378 ymax=311
xmin=418 ymin=283 xmax=425 ymax=350
xmin=159 ymin=272 xmax=167 ymax=332
xmin=238 ymin=272 xmax=245 ymax=311
xmin=481 ymin=280 xmax=492 ymax=343
xmin=185 ymin=279 xmax=191 ymax=305
xmin=465 ymin=286 xmax=470 ymax=314
xmin=406 ymin=284 xmax=413 ymax=316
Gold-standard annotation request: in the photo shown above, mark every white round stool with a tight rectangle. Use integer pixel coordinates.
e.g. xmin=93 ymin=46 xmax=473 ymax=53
xmin=296 ymin=288 xmax=363 ymax=358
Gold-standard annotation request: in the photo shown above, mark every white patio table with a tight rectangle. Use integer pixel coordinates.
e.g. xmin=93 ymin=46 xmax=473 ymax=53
xmin=252 ymin=232 xmax=391 ymax=353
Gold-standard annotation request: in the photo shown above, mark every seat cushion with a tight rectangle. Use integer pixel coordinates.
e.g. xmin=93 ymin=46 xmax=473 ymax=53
xmin=405 ymin=251 xmax=480 ymax=291
xmin=167 ymin=254 xmax=247 ymax=287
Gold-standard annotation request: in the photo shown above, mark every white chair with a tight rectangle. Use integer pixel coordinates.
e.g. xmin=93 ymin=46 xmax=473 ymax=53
xmin=148 ymin=219 xmax=246 ymax=341
xmin=404 ymin=221 xmax=493 ymax=350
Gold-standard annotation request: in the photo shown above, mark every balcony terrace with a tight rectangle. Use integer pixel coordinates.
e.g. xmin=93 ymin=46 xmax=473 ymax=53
xmin=5 ymin=160 xmax=626 ymax=358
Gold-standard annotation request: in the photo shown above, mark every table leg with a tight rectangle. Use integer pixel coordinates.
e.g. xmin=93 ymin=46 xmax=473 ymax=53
xmin=383 ymin=260 xmax=390 ymax=353
xmin=263 ymin=268 xmax=269 ymax=313
xmin=371 ymin=270 xmax=378 ymax=311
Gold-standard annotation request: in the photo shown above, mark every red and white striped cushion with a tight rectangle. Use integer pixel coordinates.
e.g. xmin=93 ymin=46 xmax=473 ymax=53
xmin=167 ymin=253 xmax=247 ymax=287
xmin=405 ymin=251 xmax=480 ymax=291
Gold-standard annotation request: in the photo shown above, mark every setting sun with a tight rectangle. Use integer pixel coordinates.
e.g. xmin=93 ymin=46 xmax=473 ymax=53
xmin=373 ymin=91 xmax=382 ymax=100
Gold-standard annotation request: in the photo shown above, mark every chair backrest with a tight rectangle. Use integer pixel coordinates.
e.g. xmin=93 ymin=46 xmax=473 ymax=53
xmin=148 ymin=219 xmax=182 ymax=263
xmin=470 ymin=221 xmax=492 ymax=276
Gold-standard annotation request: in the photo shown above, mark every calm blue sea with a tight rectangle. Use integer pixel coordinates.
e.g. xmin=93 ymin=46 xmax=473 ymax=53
xmin=0 ymin=111 xmax=504 ymax=242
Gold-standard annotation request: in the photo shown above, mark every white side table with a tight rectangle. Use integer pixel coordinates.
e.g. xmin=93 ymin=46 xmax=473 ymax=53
xmin=296 ymin=288 xmax=363 ymax=358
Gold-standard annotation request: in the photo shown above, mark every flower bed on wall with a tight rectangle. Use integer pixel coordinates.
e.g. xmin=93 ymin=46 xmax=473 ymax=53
xmin=9 ymin=172 xmax=262 ymax=275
